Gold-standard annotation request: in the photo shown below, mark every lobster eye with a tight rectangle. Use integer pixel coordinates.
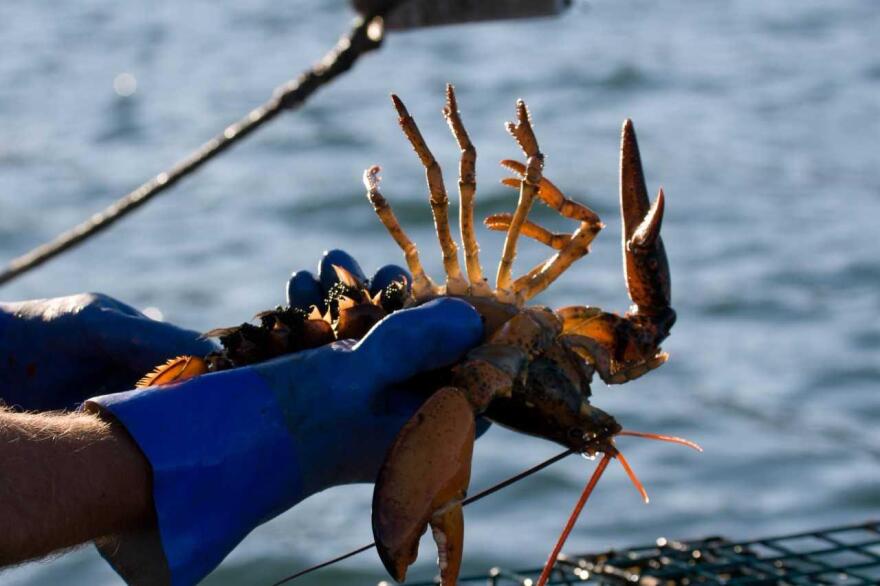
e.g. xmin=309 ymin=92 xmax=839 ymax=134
xmin=568 ymin=427 xmax=585 ymax=441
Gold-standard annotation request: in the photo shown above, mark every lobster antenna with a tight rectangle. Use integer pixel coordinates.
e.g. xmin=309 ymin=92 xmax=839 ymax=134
xmin=613 ymin=441 xmax=649 ymax=504
xmin=618 ymin=429 xmax=704 ymax=452
xmin=272 ymin=433 xmax=699 ymax=585
xmin=536 ymin=431 xmax=701 ymax=586
xmin=535 ymin=452 xmax=613 ymax=586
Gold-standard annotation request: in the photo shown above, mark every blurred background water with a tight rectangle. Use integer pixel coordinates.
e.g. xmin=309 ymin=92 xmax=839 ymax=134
xmin=1 ymin=0 xmax=878 ymax=584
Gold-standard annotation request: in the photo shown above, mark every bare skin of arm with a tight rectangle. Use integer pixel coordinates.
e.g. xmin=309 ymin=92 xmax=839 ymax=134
xmin=0 ymin=408 xmax=153 ymax=566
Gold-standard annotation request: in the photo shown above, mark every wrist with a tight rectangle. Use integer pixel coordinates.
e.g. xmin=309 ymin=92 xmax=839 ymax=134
xmin=0 ymin=408 xmax=152 ymax=566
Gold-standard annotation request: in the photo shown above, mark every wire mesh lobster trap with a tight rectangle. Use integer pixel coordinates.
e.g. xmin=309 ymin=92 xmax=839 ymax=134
xmin=399 ymin=520 xmax=880 ymax=586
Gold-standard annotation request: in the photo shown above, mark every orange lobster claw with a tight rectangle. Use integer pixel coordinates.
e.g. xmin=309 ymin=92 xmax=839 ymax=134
xmin=620 ymin=120 xmax=671 ymax=315
xmin=372 ymin=387 xmax=476 ymax=585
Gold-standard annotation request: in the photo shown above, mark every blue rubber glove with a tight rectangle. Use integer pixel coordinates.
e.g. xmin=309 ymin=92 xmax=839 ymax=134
xmin=0 ymin=293 xmax=215 ymax=411
xmin=286 ymin=248 xmax=411 ymax=313
xmin=85 ymin=251 xmax=485 ymax=586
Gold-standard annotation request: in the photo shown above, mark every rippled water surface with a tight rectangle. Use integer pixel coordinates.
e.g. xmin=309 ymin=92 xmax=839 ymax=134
xmin=1 ymin=1 xmax=878 ymax=584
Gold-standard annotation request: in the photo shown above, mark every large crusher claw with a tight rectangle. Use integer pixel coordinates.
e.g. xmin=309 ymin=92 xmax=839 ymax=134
xmin=620 ymin=120 xmax=672 ymax=316
xmin=372 ymin=387 xmax=476 ymax=585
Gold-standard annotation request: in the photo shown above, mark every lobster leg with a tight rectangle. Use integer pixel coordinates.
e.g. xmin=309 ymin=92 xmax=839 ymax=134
xmin=487 ymin=213 xmax=600 ymax=304
xmin=391 ymin=94 xmax=468 ymax=296
xmin=443 ymin=84 xmax=492 ymax=297
xmin=363 ymin=166 xmax=438 ymax=300
xmin=513 ymin=223 xmax=602 ymax=301
xmin=484 ymin=213 xmax=572 ymax=250
xmin=495 ymin=100 xmax=543 ymax=298
xmin=500 ymin=160 xmax=601 ymax=225
xmin=492 ymin=161 xmax=604 ymax=302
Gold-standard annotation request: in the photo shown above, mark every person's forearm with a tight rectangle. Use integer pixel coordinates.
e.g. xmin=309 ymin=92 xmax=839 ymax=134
xmin=0 ymin=407 xmax=153 ymax=565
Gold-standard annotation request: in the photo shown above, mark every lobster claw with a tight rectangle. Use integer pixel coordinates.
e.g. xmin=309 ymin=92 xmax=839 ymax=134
xmin=372 ymin=387 xmax=475 ymax=585
xmin=620 ymin=119 xmax=671 ymax=316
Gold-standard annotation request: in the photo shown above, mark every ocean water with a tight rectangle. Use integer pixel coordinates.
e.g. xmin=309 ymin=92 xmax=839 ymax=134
xmin=1 ymin=1 xmax=878 ymax=584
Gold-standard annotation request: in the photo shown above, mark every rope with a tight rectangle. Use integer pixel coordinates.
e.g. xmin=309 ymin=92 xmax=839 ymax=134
xmin=268 ymin=449 xmax=574 ymax=586
xmin=0 ymin=4 xmax=405 ymax=287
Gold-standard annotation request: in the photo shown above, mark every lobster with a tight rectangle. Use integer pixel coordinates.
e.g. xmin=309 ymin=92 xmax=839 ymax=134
xmin=139 ymin=85 xmax=686 ymax=585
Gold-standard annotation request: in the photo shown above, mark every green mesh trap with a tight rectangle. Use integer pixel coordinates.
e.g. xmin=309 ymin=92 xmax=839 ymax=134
xmin=401 ymin=520 xmax=880 ymax=585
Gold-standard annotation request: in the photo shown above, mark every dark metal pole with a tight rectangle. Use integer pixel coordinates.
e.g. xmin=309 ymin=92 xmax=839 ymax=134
xmin=353 ymin=0 xmax=571 ymax=29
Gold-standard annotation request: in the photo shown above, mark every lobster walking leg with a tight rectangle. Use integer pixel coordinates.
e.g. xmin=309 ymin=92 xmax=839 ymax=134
xmin=484 ymin=213 xmax=572 ymax=250
xmin=500 ymin=159 xmax=601 ymax=225
xmin=495 ymin=101 xmax=543 ymax=297
xmin=492 ymin=159 xmax=604 ymax=302
xmin=363 ymin=166 xmax=438 ymax=300
xmin=443 ymin=84 xmax=491 ymax=296
xmin=391 ymin=94 xmax=468 ymax=295
xmin=513 ymin=223 xmax=601 ymax=301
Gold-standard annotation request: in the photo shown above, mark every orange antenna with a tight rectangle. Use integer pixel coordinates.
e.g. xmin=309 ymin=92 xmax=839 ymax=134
xmin=535 ymin=452 xmax=613 ymax=586
xmin=535 ymin=430 xmax=700 ymax=586
xmin=612 ymin=442 xmax=649 ymax=504
xmin=618 ymin=430 xmax=703 ymax=452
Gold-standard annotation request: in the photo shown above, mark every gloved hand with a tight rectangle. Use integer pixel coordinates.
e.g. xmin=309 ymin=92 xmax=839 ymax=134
xmin=285 ymin=248 xmax=411 ymax=313
xmin=85 ymin=250 xmax=486 ymax=586
xmin=0 ymin=293 xmax=214 ymax=411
